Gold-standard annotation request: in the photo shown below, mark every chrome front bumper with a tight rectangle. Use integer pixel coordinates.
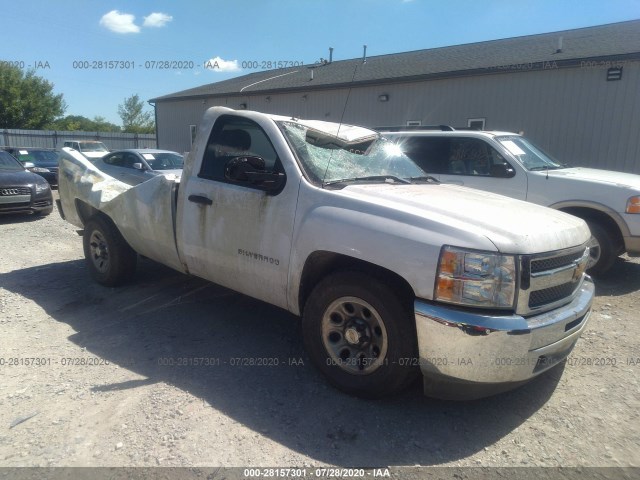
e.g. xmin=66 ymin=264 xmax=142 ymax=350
xmin=414 ymin=277 xmax=594 ymax=400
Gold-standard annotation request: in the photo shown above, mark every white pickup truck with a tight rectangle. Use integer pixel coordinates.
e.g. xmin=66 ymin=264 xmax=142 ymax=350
xmin=57 ymin=107 xmax=594 ymax=400
xmin=382 ymin=129 xmax=640 ymax=274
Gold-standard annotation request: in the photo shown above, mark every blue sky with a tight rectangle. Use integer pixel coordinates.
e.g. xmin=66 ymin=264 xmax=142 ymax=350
xmin=2 ymin=0 xmax=639 ymax=125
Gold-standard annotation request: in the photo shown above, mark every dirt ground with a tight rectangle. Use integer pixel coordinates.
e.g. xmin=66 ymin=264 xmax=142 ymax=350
xmin=1 ymin=193 xmax=639 ymax=470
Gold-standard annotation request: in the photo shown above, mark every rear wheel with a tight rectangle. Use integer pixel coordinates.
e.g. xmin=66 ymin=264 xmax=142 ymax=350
xmin=83 ymin=215 xmax=137 ymax=286
xmin=586 ymin=221 xmax=617 ymax=275
xmin=302 ymin=271 xmax=418 ymax=398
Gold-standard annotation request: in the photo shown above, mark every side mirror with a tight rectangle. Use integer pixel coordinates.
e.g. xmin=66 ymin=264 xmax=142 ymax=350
xmin=132 ymin=162 xmax=144 ymax=170
xmin=225 ymin=156 xmax=285 ymax=193
xmin=23 ymin=162 xmax=35 ymax=169
xmin=490 ymin=163 xmax=516 ymax=178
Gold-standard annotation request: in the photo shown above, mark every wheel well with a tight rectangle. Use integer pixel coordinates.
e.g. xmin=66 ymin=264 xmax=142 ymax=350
xmin=558 ymin=207 xmax=624 ymax=250
xmin=74 ymin=200 xmax=100 ymax=226
xmin=298 ymin=251 xmax=415 ymax=314
xmin=75 ymin=200 xmax=121 ymax=234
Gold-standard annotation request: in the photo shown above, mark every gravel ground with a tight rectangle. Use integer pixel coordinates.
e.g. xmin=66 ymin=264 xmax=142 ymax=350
xmin=0 ymin=194 xmax=639 ymax=470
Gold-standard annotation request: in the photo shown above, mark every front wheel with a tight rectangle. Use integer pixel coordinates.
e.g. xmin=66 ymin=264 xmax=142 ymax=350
xmin=586 ymin=221 xmax=617 ymax=275
xmin=302 ymin=271 xmax=418 ymax=398
xmin=83 ymin=215 xmax=137 ymax=286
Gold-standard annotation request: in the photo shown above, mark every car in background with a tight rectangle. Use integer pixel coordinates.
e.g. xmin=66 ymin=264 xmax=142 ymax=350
xmin=4 ymin=147 xmax=59 ymax=187
xmin=57 ymin=140 xmax=109 ymax=160
xmin=382 ymin=127 xmax=640 ymax=274
xmin=93 ymin=149 xmax=184 ymax=186
xmin=0 ymin=150 xmax=53 ymax=216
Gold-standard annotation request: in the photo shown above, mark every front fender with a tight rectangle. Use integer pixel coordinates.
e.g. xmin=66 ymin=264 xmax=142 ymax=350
xmin=287 ymin=199 xmax=496 ymax=315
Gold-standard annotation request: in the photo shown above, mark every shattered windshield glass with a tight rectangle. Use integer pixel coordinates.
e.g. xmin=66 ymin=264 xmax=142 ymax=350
xmin=279 ymin=121 xmax=426 ymax=185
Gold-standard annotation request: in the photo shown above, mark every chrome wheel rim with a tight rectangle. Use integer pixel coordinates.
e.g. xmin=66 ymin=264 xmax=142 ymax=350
xmin=586 ymin=235 xmax=601 ymax=270
xmin=321 ymin=296 xmax=388 ymax=375
xmin=89 ymin=230 xmax=110 ymax=273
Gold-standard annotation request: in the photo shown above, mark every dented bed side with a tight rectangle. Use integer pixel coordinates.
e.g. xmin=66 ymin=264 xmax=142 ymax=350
xmin=58 ymin=148 xmax=186 ymax=273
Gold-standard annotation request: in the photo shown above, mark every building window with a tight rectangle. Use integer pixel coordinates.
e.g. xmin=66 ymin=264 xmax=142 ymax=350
xmin=190 ymin=125 xmax=197 ymax=146
xmin=606 ymin=67 xmax=623 ymax=81
xmin=467 ymin=118 xmax=486 ymax=130
xmin=406 ymin=120 xmax=421 ymax=126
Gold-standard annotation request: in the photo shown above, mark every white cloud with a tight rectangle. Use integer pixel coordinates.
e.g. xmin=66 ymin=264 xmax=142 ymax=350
xmin=99 ymin=10 xmax=140 ymax=34
xmin=204 ymin=56 xmax=241 ymax=72
xmin=143 ymin=12 xmax=173 ymax=28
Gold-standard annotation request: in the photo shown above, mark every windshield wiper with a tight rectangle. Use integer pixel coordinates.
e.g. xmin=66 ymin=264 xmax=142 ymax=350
xmin=323 ymin=175 xmax=411 ymax=187
xmin=529 ymin=165 xmax=563 ymax=171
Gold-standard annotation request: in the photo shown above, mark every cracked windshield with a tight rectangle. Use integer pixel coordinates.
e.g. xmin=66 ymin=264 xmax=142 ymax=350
xmin=280 ymin=121 xmax=426 ymax=184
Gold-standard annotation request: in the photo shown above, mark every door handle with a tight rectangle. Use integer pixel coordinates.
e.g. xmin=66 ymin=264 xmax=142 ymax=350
xmin=188 ymin=194 xmax=213 ymax=206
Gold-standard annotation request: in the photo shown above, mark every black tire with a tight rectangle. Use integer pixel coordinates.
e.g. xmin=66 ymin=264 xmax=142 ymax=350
xmin=586 ymin=221 xmax=617 ymax=275
xmin=83 ymin=215 xmax=137 ymax=286
xmin=302 ymin=271 xmax=419 ymax=398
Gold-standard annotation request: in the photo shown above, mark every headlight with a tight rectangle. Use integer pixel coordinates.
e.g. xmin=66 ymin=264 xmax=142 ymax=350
xmin=35 ymin=183 xmax=50 ymax=194
xmin=29 ymin=167 xmax=51 ymax=173
xmin=434 ymin=246 xmax=516 ymax=309
xmin=626 ymin=196 xmax=640 ymax=214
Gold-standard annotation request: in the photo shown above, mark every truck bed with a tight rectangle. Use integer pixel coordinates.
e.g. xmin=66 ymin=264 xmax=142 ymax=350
xmin=58 ymin=148 xmax=185 ymax=273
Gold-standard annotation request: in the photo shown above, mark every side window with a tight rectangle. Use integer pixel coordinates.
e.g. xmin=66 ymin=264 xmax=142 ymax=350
xmin=395 ymin=136 xmax=449 ymax=174
xmin=447 ymin=138 xmax=509 ymax=176
xmin=199 ymin=115 xmax=280 ymax=183
xmin=103 ymin=153 xmax=124 ymax=167
xmin=122 ymin=153 xmax=140 ymax=169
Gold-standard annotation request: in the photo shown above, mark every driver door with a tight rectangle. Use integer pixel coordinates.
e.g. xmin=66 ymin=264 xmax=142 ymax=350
xmin=177 ymin=114 xmax=297 ymax=309
xmin=437 ymin=137 xmax=528 ymax=200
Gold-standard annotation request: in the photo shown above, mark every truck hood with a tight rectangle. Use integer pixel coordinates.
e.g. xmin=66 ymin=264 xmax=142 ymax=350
xmin=339 ymin=183 xmax=590 ymax=254
xmin=546 ymin=167 xmax=640 ymax=189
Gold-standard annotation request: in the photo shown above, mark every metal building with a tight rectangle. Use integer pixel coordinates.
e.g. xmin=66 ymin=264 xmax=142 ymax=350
xmin=151 ymin=20 xmax=640 ymax=173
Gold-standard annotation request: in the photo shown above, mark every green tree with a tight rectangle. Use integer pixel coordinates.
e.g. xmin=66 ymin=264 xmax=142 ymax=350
xmin=118 ymin=94 xmax=155 ymax=134
xmin=0 ymin=63 xmax=66 ymax=129
xmin=92 ymin=116 xmax=122 ymax=132
xmin=47 ymin=115 xmax=121 ymax=132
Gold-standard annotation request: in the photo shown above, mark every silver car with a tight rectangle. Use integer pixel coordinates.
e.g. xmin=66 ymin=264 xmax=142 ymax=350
xmin=93 ymin=149 xmax=183 ymax=186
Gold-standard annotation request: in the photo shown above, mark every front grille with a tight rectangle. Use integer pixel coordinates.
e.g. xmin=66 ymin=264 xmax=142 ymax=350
xmin=0 ymin=187 xmax=31 ymax=196
xmin=0 ymin=202 xmax=30 ymax=209
xmin=531 ymin=250 xmax=585 ymax=273
xmin=518 ymin=245 xmax=589 ymax=316
xmin=529 ymin=282 xmax=579 ymax=308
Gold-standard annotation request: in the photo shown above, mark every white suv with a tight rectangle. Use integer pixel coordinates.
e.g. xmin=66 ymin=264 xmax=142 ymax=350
xmin=383 ymin=129 xmax=640 ymax=274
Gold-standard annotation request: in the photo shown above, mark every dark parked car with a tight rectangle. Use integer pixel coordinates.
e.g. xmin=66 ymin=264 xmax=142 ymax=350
xmin=4 ymin=147 xmax=59 ymax=187
xmin=0 ymin=150 xmax=53 ymax=216
xmin=93 ymin=149 xmax=183 ymax=185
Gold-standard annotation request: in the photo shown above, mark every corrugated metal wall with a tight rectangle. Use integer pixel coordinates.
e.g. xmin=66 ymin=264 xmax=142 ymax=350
xmin=0 ymin=129 xmax=157 ymax=150
xmin=156 ymin=63 xmax=640 ymax=173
